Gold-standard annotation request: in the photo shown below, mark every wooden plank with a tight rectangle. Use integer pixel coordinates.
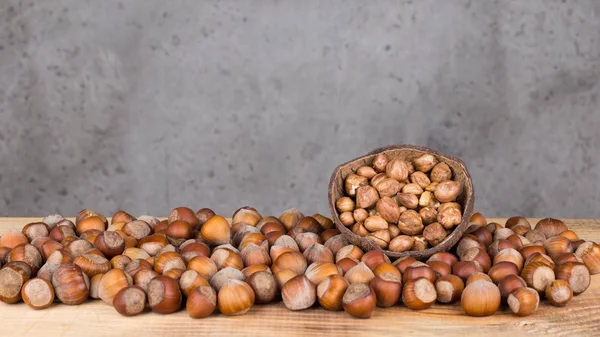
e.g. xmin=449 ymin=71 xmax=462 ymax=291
xmin=0 ymin=218 xmax=599 ymax=337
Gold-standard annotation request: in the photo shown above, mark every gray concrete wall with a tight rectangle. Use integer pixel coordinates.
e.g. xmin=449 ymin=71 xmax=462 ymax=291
xmin=1 ymin=0 xmax=599 ymax=218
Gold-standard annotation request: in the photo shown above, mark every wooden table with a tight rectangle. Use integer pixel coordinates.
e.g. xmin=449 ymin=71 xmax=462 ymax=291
xmin=1 ymin=218 xmax=598 ymax=337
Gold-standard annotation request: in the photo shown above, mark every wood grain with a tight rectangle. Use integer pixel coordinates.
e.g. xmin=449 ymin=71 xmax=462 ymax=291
xmin=1 ymin=218 xmax=599 ymax=337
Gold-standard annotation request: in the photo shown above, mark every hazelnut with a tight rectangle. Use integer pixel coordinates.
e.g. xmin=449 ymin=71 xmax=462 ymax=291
xmin=493 ymin=248 xmax=524 ymax=271
xmin=98 ymin=269 xmax=132 ymax=304
xmin=317 ymin=275 xmax=348 ymax=311
xmin=375 ymin=178 xmax=403 ymax=197
xmin=413 ymin=153 xmax=438 ymax=172
xmin=281 ymin=274 xmax=316 ymax=311
xmin=372 ymin=153 xmax=390 ymax=172
xmin=342 ymin=283 xmax=377 ymax=318
xmin=42 ymin=213 xmax=66 ymax=228
xmin=74 ymin=254 xmax=111 ymax=277
xmin=0 ymin=230 xmax=29 ymax=249
xmin=0 ymin=262 xmax=32 ymax=303
xmin=519 ymin=245 xmax=547 ymax=260
xmin=435 ymin=274 xmax=464 ymax=304
xmin=351 ymin=223 xmax=369 ymax=237
xmin=507 ymin=287 xmax=539 ymax=317
xmin=168 ymin=206 xmax=200 ymax=228
xmin=186 ymin=285 xmax=217 ymax=318
xmin=272 ymin=251 xmax=307 ymax=275
xmin=410 ymin=171 xmax=431 ymax=189
xmin=7 ymin=243 xmax=42 ymax=274
xmin=352 ymin=209 xmax=369 ymax=224
xmin=21 ymin=222 xmax=50 ymax=242
xmin=345 ymin=174 xmax=369 ymax=197
xmin=379 ymin=234 xmax=405 ymax=252
xmin=524 ymin=252 xmax=554 ymax=269
xmin=110 ymin=255 xmax=132 ymax=270
xmin=488 ymin=262 xmax=520 ymax=283
xmin=179 ymin=270 xmax=210 ymax=297
xmin=195 ymin=208 xmax=216 ymax=226
xmin=209 ymin=267 xmax=245 ymax=291
xmin=240 ymin=244 xmax=271 ymax=267
xmin=21 ymin=277 xmax=55 ymax=310
xmin=525 ymin=229 xmax=547 ymax=243
xmin=367 ymin=230 xmax=391 ymax=249
xmin=487 ymin=239 xmax=518 ymax=258
xmin=505 ymin=216 xmax=531 ymax=230
xmin=555 ymin=262 xmax=590 ymax=295
xmin=336 ymin=257 xmax=359 ymax=274
xmin=344 ymin=262 xmax=376 ymax=284
xmin=200 ymin=215 xmax=231 ymax=245
xmin=361 ymin=250 xmax=390 ymax=270
xmin=356 ymin=166 xmax=377 ymax=179
xmin=232 ymin=207 xmax=262 ymax=227
xmin=154 ymin=252 xmax=186 ymax=274
xmin=246 ymin=271 xmax=277 ymax=304
xmin=113 ymin=285 xmax=147 ymax=317
xmin=430 ymin=162 xmax=452 ymax=182
xmin=427 ymin=261 xmax=451 ymax=279
xmin=427 ymin=252 xmax=459 ymax=267
xmin=392 ymin=256 xmax=417 ymax=273
xmin=437 ymin=206 xmax=462 ymax=229
xmin=335 ymin=197 xmax=355 ymax=213
xmin=396 ymin=193 xmax=419 ymax=209
xmin=210 ymin=247 xmax=243 ymax=271
xmin=402 ymin=278 xmax=437 ymax=310
xmin=545 ymin=279 xmax=573 ymax=306
xmin=521 ymin=261 xmax=555 ymax=293
xmin=404 ymin=265 xmax=436 ymax=284
xmin=355 ymin=185 xmax=380 ymax=209
xmin=320 ymin=229 xmax=340 ymax=243
xmin=417 ymin=206 xmax=437 ymax=226
xmin=335 ymin=245 xmax=364 ymax=262
xmin=422 ymin=222 xmax=447 ymax=246
xmin=76 ymin=216 xmax=106 ymax=236
xmin=148 ymin=275 xmax=182 ymax=314
xmin=536 ymin=218 xmax=569 ymax=239
xmin=241 ymin=264 xmax=270 ymax=278
xmin=452 ymin=261 xmax=482 ymax=281
xmin=461 ymin=280 xmax=500 ymax=316
xmin=375 ymin=197 xmax=400 ymax=224
xmin=397 ymin=210 xmax=424 ymax=235
xmin=303 ymin=243 xmax=334 ymax=265
xmin=575 ymin=241 xmax=600 ymax=274
xmin=93 ymin=231 xmax=125 ymax=258
xmin=386 ymin=158 xmax=409 ymax=181
xmin=339 ymin=212 xmax=355 ymax=227
xmin=51 ymin=263 xmax=89 ymax=305
xmin=544 ymin=236 xmax=573 ymax=259
xmin=323 ymin=235 xmax=349 ymax=256
xmin=295 ymin=232 xmax=322 ymax=252
xmin=279 ymin=208 xmax=305 ymax=232
xmin=465 ymin=272 xmax=492 ymax=285
xmin=497 ymin=274 xmax=527 ymax=301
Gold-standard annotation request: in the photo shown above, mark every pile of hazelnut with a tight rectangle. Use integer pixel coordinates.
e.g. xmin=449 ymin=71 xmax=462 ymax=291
xmin=0 ymin=208 xmax=598 ymax=319
xmin=335 ymin=152 xmax=464 ymax=252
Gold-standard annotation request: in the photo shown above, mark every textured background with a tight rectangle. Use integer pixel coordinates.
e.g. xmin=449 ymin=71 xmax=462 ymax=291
xmin=0 ymin=0 xmax=599 ymax=218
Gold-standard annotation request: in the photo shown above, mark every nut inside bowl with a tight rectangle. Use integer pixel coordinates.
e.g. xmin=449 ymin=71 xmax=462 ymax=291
xmin=328 ymin=144 xmax=474 ymax=260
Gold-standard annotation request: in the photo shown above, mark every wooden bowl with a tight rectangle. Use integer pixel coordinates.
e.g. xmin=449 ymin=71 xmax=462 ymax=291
xmin=328 ymin=145 xmax=474 ymax=260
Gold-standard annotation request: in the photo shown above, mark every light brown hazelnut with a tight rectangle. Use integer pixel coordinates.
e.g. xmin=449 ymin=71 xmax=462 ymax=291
xmin=356 ymin=166 xmax=377 ymax=179
xmin=419 ymin=207 xmax=438 ymax=225
xmin=430 ymin=162 xmax=452 ymax=182
xmin=351 ymin=223 xmax=369 ymax=237
xmin=345 ymin=174 xmax=369 ymax=197
xmin=423 ymin=223 xmax=447 ymax=246
xmin=385 ymin=158 xmax=409 ymax=181
xmin=375 ymin=178 xmax=403 ymax=198
xmin=397 ymin=210 xmax=423 ymax=235
xmin=388 ymin=235 xmax=414 ymax=252
xmin=418 ymin=191 xmax=435 ymax=208
xmin=402 ymin=183 xmax=424 ymax=195
xmin=367 ymin=230 xmax=391 ymax=249
xmin=434 ymin=181 xmax=461 ymax=203
xmin=363 ymin=216 xmax=389 ymax=232
xmin=352 ymin=209 xmax=369 ymax=223
xmin=410 ymin=171 xmax=431 ymax=189
xmin=375 ymin=197 xmax=399 ymax=224
xmin=355 ymin=186 xmax=380 ymax=209
xmin=413 ymin=153 xmax=438 ymax=173
xmin=396 ymin=193 xmax=419 ymax=209
xmin=372 ymin=153 xmax=390 ymax=173
xmin=335 ymin=197 xmax=355 ymax=213
xmin=437 ymin=206 xmax=462 ymax=229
